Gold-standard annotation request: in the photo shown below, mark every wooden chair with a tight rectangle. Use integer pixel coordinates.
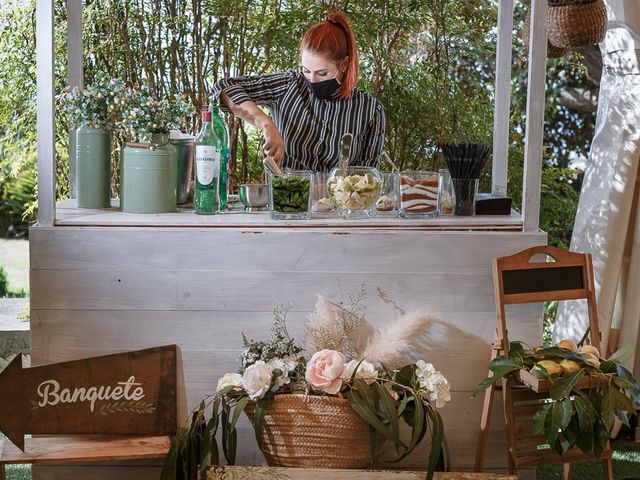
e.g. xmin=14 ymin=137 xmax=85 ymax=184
xmin=473 ymin=245 xmax=613 ymax=479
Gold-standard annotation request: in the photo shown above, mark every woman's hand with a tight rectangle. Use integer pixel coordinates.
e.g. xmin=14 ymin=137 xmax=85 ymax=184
xmin=262 ymin=122 xmax=285 ymax=166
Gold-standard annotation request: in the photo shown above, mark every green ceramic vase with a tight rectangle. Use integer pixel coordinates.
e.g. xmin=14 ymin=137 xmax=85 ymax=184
xmin=76 ymin=125 xmax=112 ymax=208
xmin=120 ymin=134 xmax=177 ymax=214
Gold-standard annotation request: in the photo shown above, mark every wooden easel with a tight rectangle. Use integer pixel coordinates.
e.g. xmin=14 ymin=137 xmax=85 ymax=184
xmin=474 ymin=245 xmax=612 ymax=479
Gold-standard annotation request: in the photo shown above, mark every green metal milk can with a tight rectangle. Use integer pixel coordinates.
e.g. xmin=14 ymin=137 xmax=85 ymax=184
xmin=120 ymin=134 xmax=177 ymax=213
xmin=75 ymin=124 xmax=112 ymax=208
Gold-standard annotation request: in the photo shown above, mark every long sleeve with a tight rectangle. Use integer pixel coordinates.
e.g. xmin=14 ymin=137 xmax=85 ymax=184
xmin=359 ymin=102 xmax=386 ymax=168
xmin=211 ymin=70 xmax=297 ymax=111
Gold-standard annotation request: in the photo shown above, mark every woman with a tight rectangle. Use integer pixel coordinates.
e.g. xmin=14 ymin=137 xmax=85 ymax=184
xmin=212 ymin=11 xmax=385 ymax=172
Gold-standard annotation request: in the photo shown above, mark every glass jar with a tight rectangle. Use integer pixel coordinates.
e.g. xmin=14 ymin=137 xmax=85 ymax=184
xmin=375 ymin=172 xmax=399 ymax=215
xmin=311 ymin=171 xmax=335 ymax=214
xmin=398 ymin=171 xmax=440 ymax=218
xmin=438 ymin=168 xmax=454 ymax=215
xmin=268 ymin=169 xmax=313 ymax=220
xmin=327 ymin=166 xmax=382 ymax=219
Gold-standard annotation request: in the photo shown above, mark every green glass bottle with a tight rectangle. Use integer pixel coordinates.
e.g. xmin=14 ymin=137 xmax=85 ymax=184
xmin=212 ymin=106 xmax=229 ymax=210
xmin=194 ymin=107 xmax=221 ymax=214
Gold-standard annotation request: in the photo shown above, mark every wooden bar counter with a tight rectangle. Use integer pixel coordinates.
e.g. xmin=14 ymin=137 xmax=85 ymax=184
xmin=28 ymin=199 xmax=547 ymax=479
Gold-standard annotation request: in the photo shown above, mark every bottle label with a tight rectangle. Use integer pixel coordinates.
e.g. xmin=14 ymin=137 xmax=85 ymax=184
xmin=195 ymin=146 xmax=220 ymax=186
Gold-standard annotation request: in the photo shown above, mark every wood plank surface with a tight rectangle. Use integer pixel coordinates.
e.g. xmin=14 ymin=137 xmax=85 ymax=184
xmin=0 ymin=435 xmax=170 ymax=465
xmin=31 ymin=228 xmax=536 ymax=273
xmin=53 ymin=199 xmax=524 ymax=230
xmin=206 ymin=465 xmax=519 ymax=480
xmin=32 ymin=464 xmax=164 ymax=480
xmin=29 ymin=226 xmax=547 ymax=478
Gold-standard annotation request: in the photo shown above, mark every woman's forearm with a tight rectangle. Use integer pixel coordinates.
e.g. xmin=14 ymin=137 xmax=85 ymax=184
xmin=220 ymin=92 xmax=285 ymax=163
xmin=220 ymin=92 xmax=272 ymax=130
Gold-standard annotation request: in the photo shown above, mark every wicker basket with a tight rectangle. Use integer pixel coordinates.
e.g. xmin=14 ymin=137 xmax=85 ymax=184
xmin=546 ymin=0 xmax=607 ymax=48
xmin=244 ymin=393 xmax=380 ymax=469
xmin=523 ymin=10 xmax=568 ymax=59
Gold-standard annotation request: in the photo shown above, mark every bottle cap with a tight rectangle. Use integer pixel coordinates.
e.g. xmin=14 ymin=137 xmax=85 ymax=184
xmin=202 ymin=107 xmax=212 ymax=122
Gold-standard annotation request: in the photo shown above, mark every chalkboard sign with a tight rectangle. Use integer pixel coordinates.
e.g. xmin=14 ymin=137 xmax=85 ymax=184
xmin=0 ymin=345 xmax=177 ymax=451
xmin=502 ymin=266 xmax=584 ymax=295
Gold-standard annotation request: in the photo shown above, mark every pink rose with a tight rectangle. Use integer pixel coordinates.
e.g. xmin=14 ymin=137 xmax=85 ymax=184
xmin=305 ymin=349 xmax=346 ymax=394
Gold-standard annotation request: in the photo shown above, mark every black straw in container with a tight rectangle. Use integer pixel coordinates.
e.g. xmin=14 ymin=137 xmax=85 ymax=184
xmin=441 ymin=143 xmax=491 ymax=216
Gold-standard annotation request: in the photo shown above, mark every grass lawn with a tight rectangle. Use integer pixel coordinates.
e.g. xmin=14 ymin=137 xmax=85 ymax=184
xmin=0 ymin=434 xmax=30 ymax=480
xmin=0 ymin=238 xmax=29 ymax=295
xmin=537 ymin=441 xmax=640 ymax=479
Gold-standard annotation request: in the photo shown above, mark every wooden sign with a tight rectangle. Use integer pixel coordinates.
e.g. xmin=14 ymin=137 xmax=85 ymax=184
xmin=0 ymin=345 xmax=177 ymax=451
xmin=206 ymin=466 xmax=518 ymax=480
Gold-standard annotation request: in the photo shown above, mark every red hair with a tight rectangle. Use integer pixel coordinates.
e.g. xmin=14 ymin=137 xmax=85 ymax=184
xmin=300 ymin=11 xmax=359 ymax=99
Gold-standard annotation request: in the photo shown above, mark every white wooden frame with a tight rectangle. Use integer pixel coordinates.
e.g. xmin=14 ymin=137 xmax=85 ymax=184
xmin=37 ymin=0 xmax=548 ymax=232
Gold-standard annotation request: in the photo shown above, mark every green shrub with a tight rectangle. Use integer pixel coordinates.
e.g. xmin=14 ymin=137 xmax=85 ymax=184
xmin=0 ymin=266 xmax=8 ymax=297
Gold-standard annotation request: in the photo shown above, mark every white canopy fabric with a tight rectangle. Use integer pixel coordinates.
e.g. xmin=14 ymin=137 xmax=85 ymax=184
xmin=554 ymin=0 xmax=640 ymax=375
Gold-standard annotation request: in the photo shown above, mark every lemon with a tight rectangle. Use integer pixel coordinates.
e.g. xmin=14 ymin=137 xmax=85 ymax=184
xmin=535 ymin=360 xmax=563 ymax=377
xmin=578 ymin=345 xmax=600 ymax=357
xmin=559 ymin=359 xmax=581 ymax=375
xmin=557 ymin=339 xmax=577 ymax=352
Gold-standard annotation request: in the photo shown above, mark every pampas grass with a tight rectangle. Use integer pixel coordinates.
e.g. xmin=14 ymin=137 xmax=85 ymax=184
xmin=362 ymin=310 xmax=437 ymax=370
xmin=305 ymin=291 xmax=375 ymax=359
xmin=305 ymin=295 xmax=341 ymax=353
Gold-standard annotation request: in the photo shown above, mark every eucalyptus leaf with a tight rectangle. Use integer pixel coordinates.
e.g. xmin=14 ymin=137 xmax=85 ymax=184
xmin=426 ymin=403 xmax=444 ymax=480
xmin=375 ymin=382 xmax=403 ymax=452
xmin=388 ymin=394 xmax=425 ymax=463
xmin=221 ymin=402 xmax=231 ymax=462
xmin=347 ymin=386 xmax=393 ymax=439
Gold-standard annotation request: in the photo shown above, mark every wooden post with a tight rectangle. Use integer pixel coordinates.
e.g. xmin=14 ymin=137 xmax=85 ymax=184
xmin=522 ymin=0 xmax=548 ymax=231
xmin=67 ymin=0 xmax=83 ymax=199
xmin=492 ymin=0 xmax=514 ymax=197
xmin=36 ymin=0 xmax=56 ymax=227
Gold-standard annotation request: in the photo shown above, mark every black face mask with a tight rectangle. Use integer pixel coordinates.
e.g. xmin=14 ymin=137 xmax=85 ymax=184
xmin=304 ymin=75 xmax=341 ymax=100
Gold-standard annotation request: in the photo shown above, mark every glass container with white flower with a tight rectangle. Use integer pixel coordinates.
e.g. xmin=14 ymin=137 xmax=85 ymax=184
xmin=162 ymin=290 xmax=451 ymax=480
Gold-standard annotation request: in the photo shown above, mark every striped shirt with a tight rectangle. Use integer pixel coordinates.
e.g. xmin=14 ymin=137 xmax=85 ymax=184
xmin=212 ymin=70 xmax=385 ymax=172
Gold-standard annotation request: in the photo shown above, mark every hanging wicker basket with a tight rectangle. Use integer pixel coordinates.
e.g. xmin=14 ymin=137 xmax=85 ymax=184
xmin=244 ymin=393 xmax=382 ymax=469
xmin=523 ymin=9 xmax=568 ymax=59
xmin=546 ymin=0 xmax=607 ymax=49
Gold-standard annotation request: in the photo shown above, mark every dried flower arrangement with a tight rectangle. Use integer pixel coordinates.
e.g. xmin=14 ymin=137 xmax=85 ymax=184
xmin=161 ymin=289 xmax=451 ymax=480
xmin=57 ymin=72 xmax=128 ymax=130
xmin=119 ymin=85 xmax=192 ymax=148
xmin=58 ymin=73 xmax=193 ymax=148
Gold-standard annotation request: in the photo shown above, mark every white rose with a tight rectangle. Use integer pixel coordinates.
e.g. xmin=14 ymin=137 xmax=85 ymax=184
xmin=216 ymin=372 xmax=243 ymax=392
xmin=242 ymin=361 xmax=273 ymax=400
xmin=267 ymin=358 xmax=294 ymax=389
xmin=342 ymin=360 xmax=379 ymax=385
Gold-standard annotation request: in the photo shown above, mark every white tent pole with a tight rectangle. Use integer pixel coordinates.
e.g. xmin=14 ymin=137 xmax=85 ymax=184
xmin=522 ymin=0 xmax=548 ymax=231
xmin=67 ymin=0 xmax=83 ymax=199
xmin=492 ymin=0 xmax=514 ymax=197
xmin=36 ymin=0 xmax=56 ymax=227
